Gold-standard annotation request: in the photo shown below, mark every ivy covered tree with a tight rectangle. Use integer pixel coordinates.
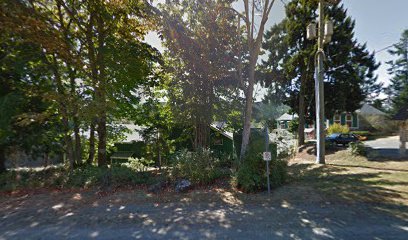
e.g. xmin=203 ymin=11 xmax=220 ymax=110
xmin=262 ymin=0 xmax=381 ymax=145
xmin=386 ymin=29 xmax=408 ymax=112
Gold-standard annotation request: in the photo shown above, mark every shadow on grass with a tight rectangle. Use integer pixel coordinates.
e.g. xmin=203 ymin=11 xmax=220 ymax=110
xmin=288 ymin=163 xmax=408 ymax=204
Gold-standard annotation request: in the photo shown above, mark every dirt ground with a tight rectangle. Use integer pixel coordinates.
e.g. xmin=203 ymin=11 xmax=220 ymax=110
xmin=1 ymin=148 xmax=408 ymax=240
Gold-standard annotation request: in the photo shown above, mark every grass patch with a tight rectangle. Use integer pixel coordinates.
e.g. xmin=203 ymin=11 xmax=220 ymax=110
xmin=289 ymin=150 xmax=408 ymax=205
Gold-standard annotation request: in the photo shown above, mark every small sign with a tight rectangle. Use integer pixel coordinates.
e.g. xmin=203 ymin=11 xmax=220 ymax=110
xmin=263 ymin=152 xmax=271 ymax=161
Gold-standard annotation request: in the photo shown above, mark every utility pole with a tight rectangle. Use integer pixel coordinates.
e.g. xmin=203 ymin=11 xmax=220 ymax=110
xmin=316 ymin=0 xmax=326 ymax=164
xmin=307 ymin=0 xmax=340 ymax=164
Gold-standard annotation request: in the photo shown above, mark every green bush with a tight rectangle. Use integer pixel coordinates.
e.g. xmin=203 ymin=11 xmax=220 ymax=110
xmin=236 ymin=153 xmax=287 ymax=193
xmin=0 ymin=165 xmax=153 ymax=191
xmin=349 ymin=142 xmax=366 ymax=156
xmin=121 ymin=157 xmax=154 ymax=173
xmin=288 ymin=118 xmax=299 ymax=134
xmin=328 ymin=123 xmax=350 ymax=135
xmin=171 ymin=148 xmax=224 ymax=184
xmin=235 ymin=129 xmax=287 ymax=192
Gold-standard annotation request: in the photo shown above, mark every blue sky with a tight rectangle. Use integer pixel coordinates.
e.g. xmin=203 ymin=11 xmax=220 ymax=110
xmin=269 ymin=0 xmax=408 ymax=91
xmin=147 ymin=0 xmax=408 ymax=97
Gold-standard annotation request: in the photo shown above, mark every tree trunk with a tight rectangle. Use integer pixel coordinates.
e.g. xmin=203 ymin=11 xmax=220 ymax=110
xmin=97 ymin=111 xmax=107 ymax=167
xmin=43 ymin=152 xmax=49 ymax=168
xmin=87 ymin=120 xmax=96 ymax=165
xmin=0 ymin=147 xmax=6 ymax=173
xmin=240 ymin=60 xmax=256 ymax=160
xmin=194 ymin=122 xmax=210 ymax=150
xmin=298 ymin=76 xmax=306 ymax=146
xmin=157 ymin=131 xmax=161 ymax=170
xmin=62 ymin=117 xmax=75 ymax=169
xmin=73 ymin=116 xmax=82 ymax=166
xmin=51 ymin=55 xmax=75 ymax=170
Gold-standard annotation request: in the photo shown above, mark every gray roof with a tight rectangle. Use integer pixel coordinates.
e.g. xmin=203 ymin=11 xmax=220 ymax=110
xmin=356 ymin=103 xmax=386 ymax=115
xmin=277 ymin=113 xmax=298 ymax=121
xmin=210 ymin=122 xmax=233 ymax=140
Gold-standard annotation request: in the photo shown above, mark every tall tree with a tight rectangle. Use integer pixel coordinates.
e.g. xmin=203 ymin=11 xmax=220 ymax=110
xmin=158 ymin=0 xmax=241 ymax=149
xmin=262 ymin=0 xmax=380 ymax=145
xmin=239 ymin=0 xmax=277 ymax=159
xmin=386 ymin=29 xmax=408 ymax=112
xmin=1 ymin=0 xmax=161 ymax=168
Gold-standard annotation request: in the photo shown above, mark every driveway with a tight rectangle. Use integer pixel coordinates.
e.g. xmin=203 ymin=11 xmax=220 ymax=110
xmin=364 ymin=135 xmax=403 ymax=159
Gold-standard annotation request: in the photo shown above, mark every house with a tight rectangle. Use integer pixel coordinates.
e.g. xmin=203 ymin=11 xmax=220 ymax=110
xmin=276 ymin=113 xmax=298 ymax=129
xmin=209 ymin=122 xmax=235 ymax=157
xmin=111 ymin=122 xmax=235 ymax=161
xmin=110 ymin=124 xmax=146 ymax=162
xmin=276 ymin=103 xmax=386 ymax=132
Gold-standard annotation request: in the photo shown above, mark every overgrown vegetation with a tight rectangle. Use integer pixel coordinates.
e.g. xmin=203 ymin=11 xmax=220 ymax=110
xmin=328 ymin=123 xmax=350 ymax=135
xmin=0 ymin=165 xmax=154 ymax=192
xmin=235 ymin=131 xmax=288 ymax=193
xmin=171 ymin=148 xmax=226 ymax=185
xmin=236 ymin=154 xmax=287 ymax=193
xmin=349 ymin=142 xmax=367 ymax=156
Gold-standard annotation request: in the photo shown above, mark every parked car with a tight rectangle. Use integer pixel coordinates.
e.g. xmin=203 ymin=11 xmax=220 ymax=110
xmin=326 ymin=133 xmax=359 ymax=146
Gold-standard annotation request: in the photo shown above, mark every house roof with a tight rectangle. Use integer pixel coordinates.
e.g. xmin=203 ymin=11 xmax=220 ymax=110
xmin=393 ymin=105 xmax=408 ymax=121
xmin=356 ymin=103 xmax=386 ymax=115
xmin=277 ymin=113 xmax=298 ymax=121
xmin=210 ymin=122 xmax=233 ymax=140
xmin=120 ymin=124 xmax=145 ymax=142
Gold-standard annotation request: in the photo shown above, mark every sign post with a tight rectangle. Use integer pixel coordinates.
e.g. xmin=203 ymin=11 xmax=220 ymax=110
xmin=263 ymin=126 xmax=271 ymax=194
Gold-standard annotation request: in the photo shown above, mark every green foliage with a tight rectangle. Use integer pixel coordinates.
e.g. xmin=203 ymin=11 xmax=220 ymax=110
xmin=121 ymin=157 xmax=154 ymax=173
xmin=349 ymin=142 xmax=367 ymax=156
xmin=171 ymin=148 xmax=224 ymax=185
xmin=262 ymin=1 xmax=381 ymax=121
xmin=386 ymin=29 xmax=408 ymax=112
xmin=0 ymin=165 xmax=153 ymax=191
xmin=288 ymin=118 xmax=299 ymax=134
xmin=236 ymin=152 xmax=287 ymax=193
xmin=236 ymin=130 xmax=287 ymax=193
xmin=328 ymin=123 xmax=350 ymax=135
xmin=160 ymin=0 xmax=242 ymax=148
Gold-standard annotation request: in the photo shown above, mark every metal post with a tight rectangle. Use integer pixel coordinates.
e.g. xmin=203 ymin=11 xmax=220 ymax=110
xmin=315 ymin=0 xmax=326 ymax=164
xmin=264 ymin=126 xmax=271 ymax=194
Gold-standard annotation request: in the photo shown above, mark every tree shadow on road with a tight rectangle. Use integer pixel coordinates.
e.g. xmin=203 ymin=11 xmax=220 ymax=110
xmin=1 ymin=163 xmax=408 ymax=239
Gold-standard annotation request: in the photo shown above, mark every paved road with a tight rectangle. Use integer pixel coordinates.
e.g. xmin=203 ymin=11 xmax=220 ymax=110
xmin=364 ymin=136 xmax=403 ymax=159
xmin=1 ymin=190 xmax=407 ymax=240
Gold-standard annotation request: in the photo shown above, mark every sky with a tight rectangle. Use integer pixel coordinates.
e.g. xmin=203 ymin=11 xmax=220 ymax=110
xmin=146 ymin=0 xmax=408 ymax=99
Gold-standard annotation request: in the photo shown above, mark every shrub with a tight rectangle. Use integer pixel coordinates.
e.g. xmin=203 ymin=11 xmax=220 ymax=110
xmin=121 ymin=157 xmax=154 ymax=173
xmin=0 ymin=164 xmax=154 ymax=192
xmin=328 ymin=123 xmax=350 ymax=135
xmin=236 ymin=153 xmax=287 ymax=193
xmin=171 ymin=148 xmax=223 ymax=184
xmin=349 ymin=142 xmax=366 ymax=156
xmin=288 ymin=118 xmax=299 ymax=134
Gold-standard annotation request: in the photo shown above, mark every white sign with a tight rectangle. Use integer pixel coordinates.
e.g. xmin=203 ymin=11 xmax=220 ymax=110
xmin=263 ymin=152 xmax=271 ymax=161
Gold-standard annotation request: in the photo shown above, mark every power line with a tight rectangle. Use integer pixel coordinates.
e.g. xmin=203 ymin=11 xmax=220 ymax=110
xmin=375 ymin=44 xmax=396 ymax=54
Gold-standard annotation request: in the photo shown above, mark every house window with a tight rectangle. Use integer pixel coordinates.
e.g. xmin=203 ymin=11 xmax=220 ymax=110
xmin=280 ymin=121 xmax=286 ymax=129
xmin=334 ymin=114 xmax=341 ymax=124
xmin=346 ymin=113 xmax=352 ymax=127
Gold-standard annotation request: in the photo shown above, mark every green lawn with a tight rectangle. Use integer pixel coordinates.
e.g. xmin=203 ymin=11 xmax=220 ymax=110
xmin=289 ymin=148 xmax=408 ymax=219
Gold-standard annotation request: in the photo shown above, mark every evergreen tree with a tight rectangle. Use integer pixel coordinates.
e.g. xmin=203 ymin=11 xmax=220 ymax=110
xmin=262 ymin=0 xmax=381 ymax=145
xmin=386 ymin=29 xmax=408 ymax=112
